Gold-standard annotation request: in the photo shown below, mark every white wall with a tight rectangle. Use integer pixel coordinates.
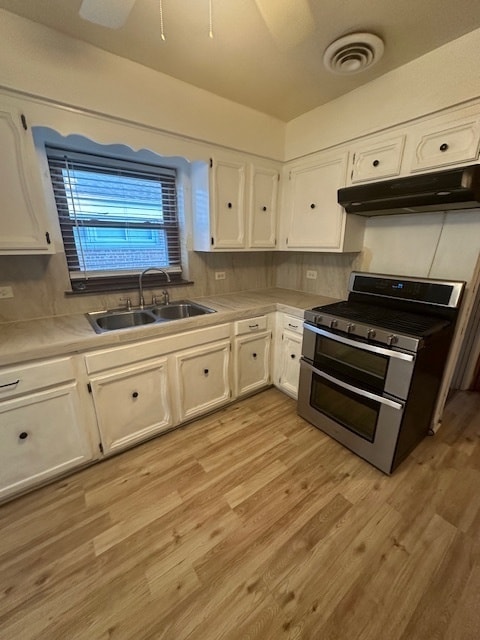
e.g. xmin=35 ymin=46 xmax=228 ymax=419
xmin=0 ymin=10 xmax=285 ymax=161
xmin=360 ymin=211 xmax=480 ymax=283
xmin=285 ymin=27 xmax=480 ymax=160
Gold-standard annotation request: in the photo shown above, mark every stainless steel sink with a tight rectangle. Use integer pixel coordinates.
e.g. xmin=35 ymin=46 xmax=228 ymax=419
xmin=87 ymin=309 xmax=157 ymax=333
xmin=151 ymin=301 xmax=216 ymax=320
xmin=86 ymin=300 xmax=215 ymax=333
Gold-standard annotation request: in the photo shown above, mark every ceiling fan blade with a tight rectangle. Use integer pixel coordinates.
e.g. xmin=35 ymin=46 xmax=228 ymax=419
xmin=254 ymin=0 xmax=315 ymax=49
xmin=79 ymin=0 xmax=136 ymax=29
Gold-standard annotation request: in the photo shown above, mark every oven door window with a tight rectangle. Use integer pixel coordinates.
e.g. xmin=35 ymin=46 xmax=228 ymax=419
xmin=310 ymin=373 xmax=380 ymax=442
xmin=314 ymin=335 xmax=388 ymax=393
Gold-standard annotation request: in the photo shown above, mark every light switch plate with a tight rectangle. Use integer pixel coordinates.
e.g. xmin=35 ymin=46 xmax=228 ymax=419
xmin=0 ymin=286 xmax=13 ymax=299
xmin=306 ymin=270 xmax=317 ymax=280
xmin=215 ymin=271 xmax=226 ymax=280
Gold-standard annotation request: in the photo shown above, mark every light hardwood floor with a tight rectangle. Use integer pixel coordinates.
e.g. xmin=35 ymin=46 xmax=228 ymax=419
xmin=1 ymin=388 xmax=480 ymax=640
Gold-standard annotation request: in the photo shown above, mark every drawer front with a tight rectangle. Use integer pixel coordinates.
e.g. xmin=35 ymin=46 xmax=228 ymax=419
xmin=282 ymin=314 xmax=303 ymax=335
xmin=0 ymin=357 xmax=75 ymax=400
xmin=234 ymin=315 xmax=267 ymax=335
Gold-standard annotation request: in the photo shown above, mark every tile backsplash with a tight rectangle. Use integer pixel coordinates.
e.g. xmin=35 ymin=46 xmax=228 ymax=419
xmin=0 ymin=250 xmax=359 ymax=323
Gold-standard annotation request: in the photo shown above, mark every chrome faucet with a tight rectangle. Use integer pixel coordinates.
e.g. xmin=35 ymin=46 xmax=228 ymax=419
xmin=138 ymin=267 xmax=171 ymax=309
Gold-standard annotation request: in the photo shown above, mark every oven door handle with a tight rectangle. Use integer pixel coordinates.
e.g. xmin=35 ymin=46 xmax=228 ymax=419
xmin=302 ymin=359 xmax=404 ymax=411
xmin=303 ymin=323 xmax=415 ymax=362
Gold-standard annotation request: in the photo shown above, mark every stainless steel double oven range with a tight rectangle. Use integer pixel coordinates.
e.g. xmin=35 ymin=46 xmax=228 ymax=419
xmin=298 ymin=272 xmax=465 ymax=474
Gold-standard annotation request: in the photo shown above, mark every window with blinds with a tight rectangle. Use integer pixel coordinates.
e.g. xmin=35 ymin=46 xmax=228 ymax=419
xmin=46 ymin=147 xmax=182 ymax=293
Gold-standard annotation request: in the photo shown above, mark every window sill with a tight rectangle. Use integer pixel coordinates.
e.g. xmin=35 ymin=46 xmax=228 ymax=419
xmin=65 ymin=275 xmax=193 ymax=296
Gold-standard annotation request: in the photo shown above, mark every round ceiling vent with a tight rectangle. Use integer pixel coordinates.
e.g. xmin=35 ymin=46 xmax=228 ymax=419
xmin=323 ymin=33 xmax=384 ymax=75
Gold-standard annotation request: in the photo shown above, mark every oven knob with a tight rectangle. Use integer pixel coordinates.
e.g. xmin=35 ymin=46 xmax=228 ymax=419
xmin=315 ymin=315 xmax=323 ymax=324
xmin=330 ymin=319 xmax=338 ymax=329
xmin=347 ymin=323 xmax=355 ymax=334
xmin=367 ymin=329 xmax=376 ymax=340
xmin=387 ymin=334 xmax=398 ymax=346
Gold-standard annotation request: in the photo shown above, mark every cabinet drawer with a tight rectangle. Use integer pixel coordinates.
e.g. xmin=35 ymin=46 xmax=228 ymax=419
xmin=410 ymin=115 xmax=480 ymax=171
xmin=0 ymin=357 xmax=76 ymax=400
xmin=234 ymin=315 xmax=267 ymax=335
xmin=282 ymin=314 xmax=303 ymax=335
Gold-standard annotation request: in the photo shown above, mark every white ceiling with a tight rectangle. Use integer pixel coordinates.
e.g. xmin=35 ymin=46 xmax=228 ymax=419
xmin=1 ymin=0 xmax=480 ymax=121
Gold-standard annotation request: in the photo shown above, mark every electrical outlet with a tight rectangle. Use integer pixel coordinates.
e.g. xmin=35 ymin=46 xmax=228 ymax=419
xmin=0 ymin=286 xmax=13 ymax=299
xmin=306 ymin=270 xmax=317 ymax=280
xmin=215 ymin=271 xmax=226 ymax=280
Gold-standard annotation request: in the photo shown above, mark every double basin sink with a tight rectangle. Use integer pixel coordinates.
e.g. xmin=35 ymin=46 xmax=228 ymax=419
xmin=87 ymin=300 xmax=216 ymax=334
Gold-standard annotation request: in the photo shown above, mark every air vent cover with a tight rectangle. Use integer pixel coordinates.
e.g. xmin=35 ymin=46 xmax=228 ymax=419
xmin=323 ymin=33 xmax=384 ymax=75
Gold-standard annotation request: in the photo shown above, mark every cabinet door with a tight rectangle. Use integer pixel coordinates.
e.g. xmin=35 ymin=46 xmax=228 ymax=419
xmin=0 ymin=104 xmax=53 ymax=254
xmin=285 ymin=152 xmax=348 ymax=250
xmin=0 ymin=384 xmax=94 ymax=501
xmin=234 ymin=331 xmax=271 ymax=398
xmin=350 ymin=135 xmax=405 ymax=183
xmin=410 ymin=114 xmax=480 ymax=172
xmin=211 ymin=158 xmax=246 ymax=248
xmin=174 ymin=340 xmax=231 ymax=422
xmin=278 ymin=330 xmax=303 ymax=399
xmin=90 ymin=358 xmax=172 ymax=454
xmin=248 ymin=164 xmax=278 ymax=248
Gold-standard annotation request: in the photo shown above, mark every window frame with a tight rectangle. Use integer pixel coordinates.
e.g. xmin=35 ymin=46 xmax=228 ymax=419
xmin=46 ymin=146 xmax=187 ymax=294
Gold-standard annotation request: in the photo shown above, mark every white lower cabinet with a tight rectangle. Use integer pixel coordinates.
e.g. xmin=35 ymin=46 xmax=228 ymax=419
xmin=274 ymin=313 xmax=304 ymax=399
xmin=173 ymin=340 xmax=231 ymax=422
xmin=234 ymin=331 xmax=271 ymax=397
xmin=89 ymin=358 xmax=172 ymax=455
xmin=277 ymin=330 xmax=303 ymax=399
xmin=0 ymin=357 xmax=95 ymax=501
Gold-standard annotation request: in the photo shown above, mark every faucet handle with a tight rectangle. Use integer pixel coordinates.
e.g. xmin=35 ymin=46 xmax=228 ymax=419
xmin=119 ymin=297 xmax=132 ymax=310
xmin=162 ymin=290 xmax=170 ymax=305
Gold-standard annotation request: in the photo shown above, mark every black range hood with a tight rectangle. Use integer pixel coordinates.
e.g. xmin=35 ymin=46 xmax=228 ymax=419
xmin=338 ymin=164 xmax=480 ymax=216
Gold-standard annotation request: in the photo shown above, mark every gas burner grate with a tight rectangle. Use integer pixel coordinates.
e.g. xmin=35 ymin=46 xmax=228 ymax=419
xmin=312 ymin=301 xmax=449 ymax=337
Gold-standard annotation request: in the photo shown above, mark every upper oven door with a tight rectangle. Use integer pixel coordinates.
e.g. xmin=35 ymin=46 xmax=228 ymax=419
xmin=302 ymin=323 xmax=415 ymax=400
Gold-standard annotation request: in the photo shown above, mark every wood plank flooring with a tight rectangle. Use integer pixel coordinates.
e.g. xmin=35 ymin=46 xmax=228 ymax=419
xmin=1 ymin=388 xmax=480 ymax=639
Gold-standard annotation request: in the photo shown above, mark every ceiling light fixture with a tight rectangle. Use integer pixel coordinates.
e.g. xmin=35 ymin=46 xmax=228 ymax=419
xmin=159 ymin=0 xmax=214 ymax=41
xmin=323 ymin=32 xmax=384 ymax=75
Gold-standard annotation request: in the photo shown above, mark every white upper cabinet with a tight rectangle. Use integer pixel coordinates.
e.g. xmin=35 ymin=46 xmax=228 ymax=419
xmin=281 ymin=149 xmax=364 ymax=252
xmin=248 ymin=164 xmax=279 ymax=248
xmin=349 ymin=134 xmax=405 ymax=183
xmin=408 ymin=111 xmax=480 ymax=172
xmin=0 ymin=98 xmax=53 ymax=255
xmin=192 ymin=153 xmax=279 ymax=251
xmin=211 ymin=156 xmax=246 ymax=249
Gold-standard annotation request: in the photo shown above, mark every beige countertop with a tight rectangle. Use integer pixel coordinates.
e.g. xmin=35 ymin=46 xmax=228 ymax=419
xmin=0 ymin=288 xmax=338 ymax=367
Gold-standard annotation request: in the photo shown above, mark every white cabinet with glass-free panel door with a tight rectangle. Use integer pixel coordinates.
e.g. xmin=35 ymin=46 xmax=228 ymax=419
xmin=0 ymin=98 xmax=53 ymax=254
xmin=248 ymin=163 xmax=279 ymax=248
xmin=192 ymin=155 xmax=280 ymax=251
xmin=210 ymin=156 xmax=246 ymax=249
xmin=234 ymin=330 xmax=272 ymax=398
xmin=274 ymin=313 xmax=304 ymax=399
xmin=282 ymin=149 xmax=364 ymax=252
xmin=0 ymin=374 xmax=95 ymax=502
xmin=88 ymin=357 xmax=173 ymax=455
xmin=408 ymin=110 xmax=480 ymax=172
xmin=277 ymin=330 xmax=303 ymax=399
xmin=173 ymin=340 xmax=231 ymax=423
xmin=349 ymin=134 xmax=405 ymax=184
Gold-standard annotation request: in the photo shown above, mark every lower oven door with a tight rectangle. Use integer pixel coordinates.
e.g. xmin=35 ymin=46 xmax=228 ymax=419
xmin=298 ymin=358 xmax=405 ymax=474
xmin=302 ymin=323 xmax=415 ymax=400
